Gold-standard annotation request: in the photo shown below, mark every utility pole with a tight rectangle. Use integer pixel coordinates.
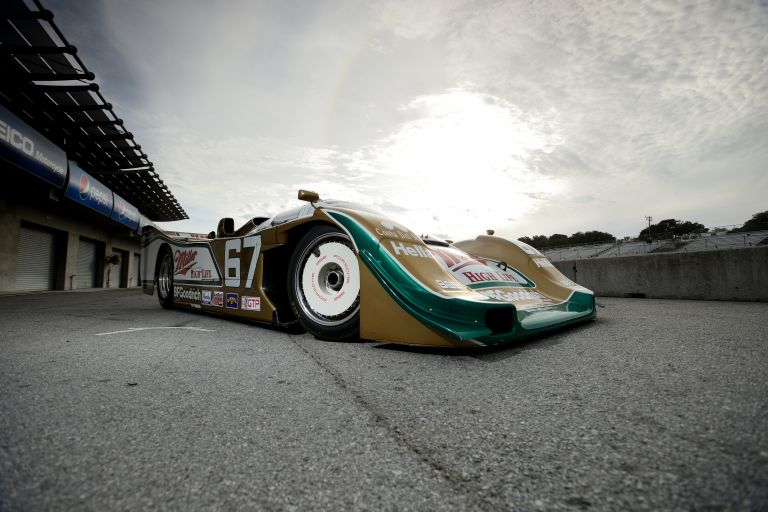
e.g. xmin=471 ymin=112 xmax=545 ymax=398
xmin=645 ymin=215 xmax=653 ymax=243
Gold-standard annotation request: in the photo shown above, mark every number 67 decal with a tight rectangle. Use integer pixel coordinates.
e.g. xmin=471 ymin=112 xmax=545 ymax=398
xmin=224 ymin=235 xmax=262 ymax=287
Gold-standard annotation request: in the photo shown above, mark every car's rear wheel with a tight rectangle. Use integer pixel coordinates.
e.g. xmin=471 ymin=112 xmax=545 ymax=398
xmin=157 ymin=247 xmax=174 ymax=309
xmin=288 ymin=225 xmax=360 ymax=341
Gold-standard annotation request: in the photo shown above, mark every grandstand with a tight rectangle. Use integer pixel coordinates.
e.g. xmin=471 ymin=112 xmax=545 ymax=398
xmin=541 ymin=230 xmax=768 ymax=262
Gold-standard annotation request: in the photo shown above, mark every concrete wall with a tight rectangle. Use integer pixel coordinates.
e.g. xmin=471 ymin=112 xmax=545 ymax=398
xmin=0 ymin=197 xmax=142 ymax=292
xmin=553 ymin=246 xmax=768 ymax=301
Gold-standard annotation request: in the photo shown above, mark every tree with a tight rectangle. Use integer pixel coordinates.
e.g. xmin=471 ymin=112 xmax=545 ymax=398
xmin=517 ymin=235 xmax=551 ymax=249
xmin=569 ymin=230 xmax=616 ymax=245
xmin=639 ymin=218 xmax=705 ymax=239
xmin=738 ymin=210 xmax=768 ymax=231
xmin=549 ymin=233 xmax=569 ymax=247
xmin=519 ymin=229 xmax=617 ymax=249
xmin=518 ymin=236 xmax=535 ymax=246
xmin=531 ymin=235 xmax=549 ymax=249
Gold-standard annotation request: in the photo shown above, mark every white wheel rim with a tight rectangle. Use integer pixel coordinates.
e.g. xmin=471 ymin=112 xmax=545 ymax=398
xmin=297 ymin=236 xmax=360 ymax=325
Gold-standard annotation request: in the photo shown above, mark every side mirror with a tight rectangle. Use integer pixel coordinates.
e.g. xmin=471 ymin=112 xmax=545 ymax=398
xmin=298 ymin=189 xmax=320 ymax=203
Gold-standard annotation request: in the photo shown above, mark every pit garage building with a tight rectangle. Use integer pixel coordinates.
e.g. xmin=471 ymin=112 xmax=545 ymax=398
xmin=0 ymin=1 xmax=187 ymax=293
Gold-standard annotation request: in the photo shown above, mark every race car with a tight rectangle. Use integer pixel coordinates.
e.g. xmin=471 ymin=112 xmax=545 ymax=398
xmin=142 ymin=190 xmax=595 ymax=348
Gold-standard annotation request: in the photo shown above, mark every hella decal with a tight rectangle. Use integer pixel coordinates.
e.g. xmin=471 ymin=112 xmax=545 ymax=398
xmin=390 ymin=241 xmax=434 ymax=259
xmin=226 ymin=293 xmax=238 ymax=309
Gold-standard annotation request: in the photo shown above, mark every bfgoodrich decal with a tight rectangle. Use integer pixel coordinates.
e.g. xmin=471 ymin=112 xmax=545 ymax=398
xmin=174 ymin=286 xmax=201 ymax=302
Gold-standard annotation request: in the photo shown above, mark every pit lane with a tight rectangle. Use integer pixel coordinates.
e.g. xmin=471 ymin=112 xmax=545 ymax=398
xmin=1 ymin=289 xmax=766 ymax=511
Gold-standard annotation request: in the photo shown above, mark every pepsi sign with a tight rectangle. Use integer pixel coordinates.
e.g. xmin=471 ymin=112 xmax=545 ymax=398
xmin=111 ymin=192 xmax=140 ymax=230
xmin=65 ymin=162 xmax=114 ymax=217
xmin=0 ymin=104 xmax=67 ymax=188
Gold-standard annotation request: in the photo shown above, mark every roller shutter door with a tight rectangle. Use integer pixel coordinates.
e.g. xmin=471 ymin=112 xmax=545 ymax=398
xmin=77 ymin=239 xmax=98 ymax=289
xmin=16 ymin=226 xmax=56 ymax=291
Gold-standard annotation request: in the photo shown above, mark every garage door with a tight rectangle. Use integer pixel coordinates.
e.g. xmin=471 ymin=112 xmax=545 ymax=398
xmin=77 ymin=239 xmax=98 ymax=289
xmin=16 ymin=226 xmax=56 ymax=291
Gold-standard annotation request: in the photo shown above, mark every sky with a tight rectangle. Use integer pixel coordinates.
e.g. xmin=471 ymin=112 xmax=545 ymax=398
xmin=44 ymin=0 xmax=768 ymax=240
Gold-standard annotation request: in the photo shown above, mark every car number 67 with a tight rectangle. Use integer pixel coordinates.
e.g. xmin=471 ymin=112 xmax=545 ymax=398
xmin=224 ymin=235 xmax=262 ymax=288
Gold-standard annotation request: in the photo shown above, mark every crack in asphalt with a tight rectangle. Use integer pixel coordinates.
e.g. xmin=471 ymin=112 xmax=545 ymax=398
xmin=288 ymin=335 xmax=496 ymax=511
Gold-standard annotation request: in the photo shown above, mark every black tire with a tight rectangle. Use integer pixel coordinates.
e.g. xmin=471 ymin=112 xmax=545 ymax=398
xmin=156 ymin=246 xmax=174 ymax=309
xmin=288 ymin=225 xmax=360 ymax=341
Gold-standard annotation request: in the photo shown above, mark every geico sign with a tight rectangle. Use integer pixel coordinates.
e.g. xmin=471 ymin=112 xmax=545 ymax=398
xmin=0 ymin=118 xmax=65 ymax=176
xmin=0 ymin=119 xmax=34 ymax=156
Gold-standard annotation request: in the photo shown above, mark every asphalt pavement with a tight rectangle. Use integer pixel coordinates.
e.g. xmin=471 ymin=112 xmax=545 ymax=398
xmin=0 ymin=289 xmax=766 ymax=511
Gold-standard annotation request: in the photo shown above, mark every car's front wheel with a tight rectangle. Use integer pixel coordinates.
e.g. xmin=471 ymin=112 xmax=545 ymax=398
xmin=156 ymin=247 xmax=174 ymax=309
xmin=288 ymin=225 xmax=360 ymax=341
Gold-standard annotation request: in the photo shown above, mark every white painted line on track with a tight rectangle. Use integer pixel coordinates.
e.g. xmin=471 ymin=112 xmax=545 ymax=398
xmin=95 ymin=327 xmax=216 ymax=336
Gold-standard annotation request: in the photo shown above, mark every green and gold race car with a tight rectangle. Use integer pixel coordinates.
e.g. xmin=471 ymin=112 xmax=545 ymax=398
xmin=142 ymin=190 xmax=595 ymax=348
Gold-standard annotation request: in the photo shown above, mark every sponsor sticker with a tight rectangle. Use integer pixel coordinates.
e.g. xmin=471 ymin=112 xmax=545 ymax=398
xmin=241 ymin=296 xmax=261 ymax=311
xmin=201 ymin=290 xmax=212 ymax=305
xmin=432 ymin=246 xmax=534 ymax=289
xmin=436 ymin=279 xmax=462 ymax=290
xmin=213 ymin=291 xmax=224 ymax=307
xmin=226 ymin=293 xmax=238 ymax=309
xmin=174 ymin=248 xmax=214 ymax=280
xmin=174 ymin=286 xmax=201 ymax=302
xmin=375 ymin=221 xmax=420 ymax=241
xmin=174 ymin=249 xmax=198 ymax=276
xmin=389 ymin=240 xmax=434 ymax=259
xmin=478 ymin=288 xmax=553 ymax=307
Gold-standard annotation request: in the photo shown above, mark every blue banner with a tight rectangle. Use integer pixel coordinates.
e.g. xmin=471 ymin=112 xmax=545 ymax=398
xmin=65 ymin=162 xmax=114 ymax=217
xmin=0 ymin=104 xmax=67 ymax=187
xmin=111 ymin=192 xmax=140 ymax=230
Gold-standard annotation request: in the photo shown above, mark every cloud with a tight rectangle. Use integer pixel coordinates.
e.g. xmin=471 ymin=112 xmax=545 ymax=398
xmin=50 ymin=0 xmax=768 ymax=239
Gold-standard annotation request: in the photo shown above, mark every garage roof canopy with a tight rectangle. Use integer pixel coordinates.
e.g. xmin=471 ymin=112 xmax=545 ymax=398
xmin=0 ymin=0 xmax=187 ymax=221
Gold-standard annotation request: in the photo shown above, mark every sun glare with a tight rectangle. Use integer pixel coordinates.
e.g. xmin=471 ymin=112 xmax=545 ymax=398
xmin=358 ymin=89 xmax=565 ymax=238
